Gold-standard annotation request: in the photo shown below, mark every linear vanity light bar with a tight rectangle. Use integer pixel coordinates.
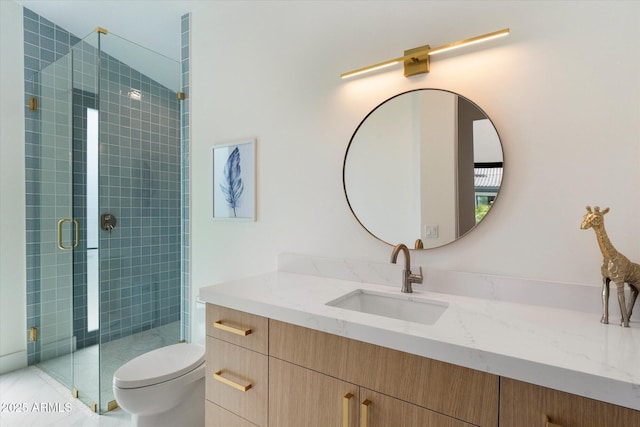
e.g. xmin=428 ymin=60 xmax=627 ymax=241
xmin=340 ymin=59 xmax=403 ymax=79
xmin=340 ymin=28 xmax=510 ymax=79
xmin=428 ymin=28 xmax=510 ymax=55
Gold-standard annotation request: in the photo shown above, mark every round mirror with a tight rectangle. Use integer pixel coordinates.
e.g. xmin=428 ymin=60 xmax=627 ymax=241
xmin=343 ymin=89 xmax=504 ymax=249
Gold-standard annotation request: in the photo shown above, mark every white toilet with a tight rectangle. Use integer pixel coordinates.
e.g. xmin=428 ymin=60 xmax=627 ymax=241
xmin=113 ymin=299 xmax=206 ymax=427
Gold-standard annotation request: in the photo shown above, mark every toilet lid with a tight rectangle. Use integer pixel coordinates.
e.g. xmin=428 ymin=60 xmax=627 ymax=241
xmin=113 ymin=343 xmax=205 ymax=389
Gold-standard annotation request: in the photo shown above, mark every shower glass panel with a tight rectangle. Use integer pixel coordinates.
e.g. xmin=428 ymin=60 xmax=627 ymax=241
xmin=71 ymin=31 xmax=101 ymax=410
xmin=30 ymin=26 xmax=181 ymax=414
xmin=96 ymin=31 xmax=181 ymax=413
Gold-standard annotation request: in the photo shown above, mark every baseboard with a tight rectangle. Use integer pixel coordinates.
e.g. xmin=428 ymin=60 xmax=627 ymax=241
xmin=0 ymin=350 xmax=27 ymax=374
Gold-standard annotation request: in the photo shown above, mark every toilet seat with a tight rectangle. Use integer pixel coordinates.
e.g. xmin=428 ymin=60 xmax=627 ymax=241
xmin=113 ymin=343 xmax=205 ymax=389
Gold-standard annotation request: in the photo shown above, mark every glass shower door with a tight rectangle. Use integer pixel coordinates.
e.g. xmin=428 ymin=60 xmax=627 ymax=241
xmin=33 ymin=48 xmax=75 ymax=395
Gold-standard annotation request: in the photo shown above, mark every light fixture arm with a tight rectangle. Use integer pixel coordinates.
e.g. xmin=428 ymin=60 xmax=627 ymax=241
xmin=340 ymin=28 xmax=509 ymax=79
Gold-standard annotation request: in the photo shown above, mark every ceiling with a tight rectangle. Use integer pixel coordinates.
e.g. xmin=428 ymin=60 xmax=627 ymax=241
xmin=16 ymin=0 xmax=206 ymax=61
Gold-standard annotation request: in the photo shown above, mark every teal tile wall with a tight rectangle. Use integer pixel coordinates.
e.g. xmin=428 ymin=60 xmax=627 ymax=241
xmin=97 ymin=50 xmax=181 ymax=342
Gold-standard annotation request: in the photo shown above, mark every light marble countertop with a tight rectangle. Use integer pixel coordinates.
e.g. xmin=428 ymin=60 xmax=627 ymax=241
xmin=199 ymin=254 xmax=640 ymax=411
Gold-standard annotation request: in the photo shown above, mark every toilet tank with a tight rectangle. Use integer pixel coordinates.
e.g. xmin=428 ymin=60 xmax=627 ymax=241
xmin=192 ymin=297 xmax=206 ymax=346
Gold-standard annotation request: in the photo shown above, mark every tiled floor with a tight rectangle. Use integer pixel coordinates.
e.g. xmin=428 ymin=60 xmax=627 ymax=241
xmin=0 ymin=366 xmax=131 ymax=427
xmin=1 ymin=322 xmax=181 ymax=426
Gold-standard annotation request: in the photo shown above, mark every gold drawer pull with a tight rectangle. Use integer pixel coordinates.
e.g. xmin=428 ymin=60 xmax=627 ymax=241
xmin=360 ymin=399 xmax=371 ymax=427
xmin=214 ymin=320 xmax=252 ymax=336
xmin=343 ymin=393 xmax=353 ymax=427
xmin=214 ymin=370 xmax=252 ymax=392
xmin=545 ymin=415 xmax=562 ymax=427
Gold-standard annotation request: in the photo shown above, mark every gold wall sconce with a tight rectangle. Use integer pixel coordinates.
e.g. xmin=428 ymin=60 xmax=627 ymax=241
xmin=340 ymin=28 xmax=510 ymax=79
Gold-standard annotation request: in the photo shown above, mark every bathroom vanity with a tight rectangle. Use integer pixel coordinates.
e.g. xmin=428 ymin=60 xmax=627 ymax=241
xmin=199 ymin=254 xmax=640 ymax=427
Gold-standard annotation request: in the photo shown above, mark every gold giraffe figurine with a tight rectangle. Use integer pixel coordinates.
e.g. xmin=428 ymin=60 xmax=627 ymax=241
xmin=581 ymin=206 xmax=640 ymax=327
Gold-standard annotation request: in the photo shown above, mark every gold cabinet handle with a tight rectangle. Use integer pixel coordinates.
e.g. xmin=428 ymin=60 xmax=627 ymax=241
xmin=343 ymin=393 xmax=353 ymax=427
xmin=213 ymin=370 xmax=252 ymax=392
xmin=545 ymin=415 xmax=562 ymax=427
xmin=213 ymin=320 xmax=252 ymax=336
xmin=360 ymin=399 xmax=371 ymax=427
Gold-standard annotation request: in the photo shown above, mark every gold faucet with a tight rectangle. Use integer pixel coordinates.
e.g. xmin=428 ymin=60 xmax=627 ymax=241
xmin=390 ymin=243 xmax=423 ymax=293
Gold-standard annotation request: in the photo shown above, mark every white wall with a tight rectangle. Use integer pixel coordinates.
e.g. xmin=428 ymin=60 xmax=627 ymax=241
xmin=0 ymin=0 xmax=27 ymax=373
xmin=190 ymin=1 xmax=639 ymax=306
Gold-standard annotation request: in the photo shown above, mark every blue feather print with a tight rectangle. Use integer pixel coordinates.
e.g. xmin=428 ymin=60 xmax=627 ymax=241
xmin=220 ymin=147 xmax=244 ymax=217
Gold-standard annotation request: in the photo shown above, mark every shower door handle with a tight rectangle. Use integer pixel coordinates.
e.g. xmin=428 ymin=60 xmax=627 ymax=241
xmin=73 ymin=219 xmax=80 ymax=248
xmin=57 ymin=218 xmax=80 ymax=250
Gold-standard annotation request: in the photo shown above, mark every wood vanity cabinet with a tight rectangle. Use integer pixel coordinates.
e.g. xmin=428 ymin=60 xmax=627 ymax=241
xmin=269 ymin=319 xmax=498 ymax=427
xmin=499 ymin=377 xmax=640 ymax=427
xmin=205 ymin=305 xmax=498 ymax=426
xmin=206 ymin=304 xmax=638 ymax=427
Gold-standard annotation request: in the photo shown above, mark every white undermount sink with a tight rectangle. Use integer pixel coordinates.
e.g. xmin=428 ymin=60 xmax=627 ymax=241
xmin=326 ymin=289 xmax=448 ymax=325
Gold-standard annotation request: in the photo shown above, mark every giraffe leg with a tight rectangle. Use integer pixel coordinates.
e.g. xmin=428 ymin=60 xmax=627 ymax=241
xmin=627 ymin=284 xmax=638 ymax=320
xmin=601 ymin=278 xmax=610 ymax=324
xmin=616 ymin=283 xmax=630 ymax=327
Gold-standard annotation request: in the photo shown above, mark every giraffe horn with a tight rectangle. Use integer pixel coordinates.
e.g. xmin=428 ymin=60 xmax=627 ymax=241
xmin=585 ymin=206 xmax=592 ymax=213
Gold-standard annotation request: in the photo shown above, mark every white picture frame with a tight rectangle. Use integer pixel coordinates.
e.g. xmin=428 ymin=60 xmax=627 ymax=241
xmin=212 ymin=139 xmax=256 ymax=221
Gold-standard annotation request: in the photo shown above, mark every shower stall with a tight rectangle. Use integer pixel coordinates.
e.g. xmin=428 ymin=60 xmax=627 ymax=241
xmin=24 ymin=16 xmax=186 ymax=414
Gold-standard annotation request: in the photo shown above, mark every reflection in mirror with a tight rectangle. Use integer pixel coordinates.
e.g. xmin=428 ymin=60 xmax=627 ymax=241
xmin=343 ymin=89 xmax=503 ymax=249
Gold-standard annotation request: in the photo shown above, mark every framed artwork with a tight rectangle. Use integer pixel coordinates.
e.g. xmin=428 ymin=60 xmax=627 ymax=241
xmin=212 ymin=139 xmax=256 ymax=220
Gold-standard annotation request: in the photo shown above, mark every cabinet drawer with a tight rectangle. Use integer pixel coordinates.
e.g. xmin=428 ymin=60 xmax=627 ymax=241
xmin=499 ymin=378 xmax=640 ymax=427
xmin=270 ymin=320 xmax=498 ymax=427
xmin=206 ymin=304 xmax=268 ymax=354
xmin=206 ymin=337 xmax=268 ymax=426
